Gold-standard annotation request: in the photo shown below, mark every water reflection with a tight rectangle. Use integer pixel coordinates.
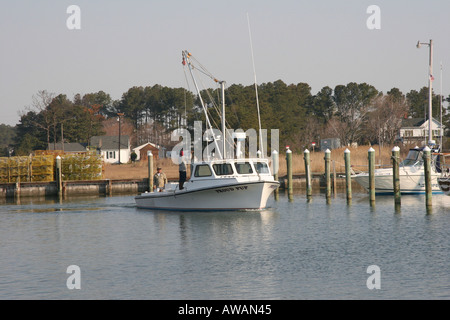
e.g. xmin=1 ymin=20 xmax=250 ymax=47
xmin=0 ymin=191 xmax=449 ymax=299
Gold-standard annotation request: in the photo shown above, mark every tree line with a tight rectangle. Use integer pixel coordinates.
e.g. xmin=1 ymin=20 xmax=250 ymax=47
xmin=2 ymin=80 xmax=449 ymax=156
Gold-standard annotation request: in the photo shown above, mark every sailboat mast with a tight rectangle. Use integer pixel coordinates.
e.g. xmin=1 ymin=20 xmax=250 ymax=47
xmin=428 ymin=39 xmax=433 ymax=146
xmin=247 ymin=13 xmax=264 ymax=157
xmin=440 ymin=62 xmax=443 ymax=150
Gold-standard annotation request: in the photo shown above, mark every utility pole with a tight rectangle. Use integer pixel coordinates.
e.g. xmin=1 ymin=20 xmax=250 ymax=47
xmin=416 ymin=39 xmax=434 ymax=146
xmin=117 ymin=113 xmax=124 ymax=164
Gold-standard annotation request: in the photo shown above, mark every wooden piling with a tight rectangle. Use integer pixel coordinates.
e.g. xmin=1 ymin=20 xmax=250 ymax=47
xmin=56 ymin=155 xmax=62 ymax=197
xmin=392 ymin=146 xmax=401 ymax=205
xmin=286 ymin=147 xmax=293 ymax=198
xmin=15 ymin=182 xmax=20 ymax=199
xmin=423 ymin=146 xmax=432 ymax=208
xmin=148 ymin=151 xmax=154 ymax=192
xmin=303 ymin=149 xmax=312 ymax=198
xmin=332 ymin=160 xmax=337 ymax=197
xmin=344 ymin=148 xmax=352 ymax=203
xmin=272 ymin=150 xmax=279 ymax=200
xmin=368 ymin=147 xmax=376 ymax=204
xmin=324 ymin=149 xmax=331 ymax=200
xmin=107 ymin=179 xmax=112 ymax=196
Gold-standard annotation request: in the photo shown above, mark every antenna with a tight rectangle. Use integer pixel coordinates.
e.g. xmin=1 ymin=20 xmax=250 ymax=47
xmin=247 ymin=13 xmax=264 ymax=158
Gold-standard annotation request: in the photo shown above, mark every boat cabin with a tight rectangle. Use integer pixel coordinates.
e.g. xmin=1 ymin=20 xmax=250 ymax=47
xmin=189 ymin=158 xmax=272 ymax=181
xmin=400 ymin=146 xmax=448 ymax=173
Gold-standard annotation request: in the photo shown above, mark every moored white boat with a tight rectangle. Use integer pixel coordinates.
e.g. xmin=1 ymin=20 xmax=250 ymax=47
xmin=352 ymin=147 xmax=444 ymax=194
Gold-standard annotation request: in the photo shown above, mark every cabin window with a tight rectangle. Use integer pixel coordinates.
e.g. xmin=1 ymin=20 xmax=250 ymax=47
xmin=235 ymin=162 xmax=253 ymax=174
xmin=194 ymin=164 xmax=213 ymax=177
xmin=255 ymin=162 xmax=270 ymax=174
xmin=213 ymin=163 xmax=234 ymax=176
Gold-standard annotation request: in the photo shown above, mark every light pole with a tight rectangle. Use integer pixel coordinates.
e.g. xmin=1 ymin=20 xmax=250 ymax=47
xmin=117 ymin=112 xmax=124 ymax=164
xmin=416 ymin=39 xmax=434 ymax=146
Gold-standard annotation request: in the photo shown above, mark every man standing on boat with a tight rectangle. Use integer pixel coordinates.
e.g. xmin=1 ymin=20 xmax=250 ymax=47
xmin=179 ymin=150 xmax=187 ymax=190
xmin=153 ymin=167 xmax=167 ymax=192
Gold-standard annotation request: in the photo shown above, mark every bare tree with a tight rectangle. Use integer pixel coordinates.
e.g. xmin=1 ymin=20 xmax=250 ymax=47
xmin=298 ymin=116 xmax=324 ymax=150
xmin=24 ymin=90 xmax=55 ymax=147
xmin=324 ymin=117 xmax=348 ymax=146
xmin=367 ymin=94 xmax=408 ymax=147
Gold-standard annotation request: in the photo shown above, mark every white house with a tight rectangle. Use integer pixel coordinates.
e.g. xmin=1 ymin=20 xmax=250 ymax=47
xmin=398 ymin=117 xmax=444 ymax=145
xmin=90 ymin=135 xmax=131 ymax=164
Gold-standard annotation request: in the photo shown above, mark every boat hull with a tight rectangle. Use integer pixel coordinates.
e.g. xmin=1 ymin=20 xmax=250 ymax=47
xmin=353 ymin=170 xmax=443 ymax=194
xmin=135 ymin=181 xmax=280 ymax=211
xmin=438 ymin=177 xmax=450 ymax=196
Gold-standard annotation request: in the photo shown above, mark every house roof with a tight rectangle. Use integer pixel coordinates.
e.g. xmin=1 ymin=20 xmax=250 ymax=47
xmin=133 ymin=142 xmax=159 ymax=152
xmin=48 ymin=142 xmax=87 ymax=152
xmin=90 ymin=135 xmax=130 ymax=150
xmin=401 ymin=117 xmax=441 ymax=129
xmin=401 ymin=118 xmax=425 ymax=128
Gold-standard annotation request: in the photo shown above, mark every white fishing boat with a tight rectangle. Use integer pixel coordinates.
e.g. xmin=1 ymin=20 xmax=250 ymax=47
xmin=135 ymin=158 xmax=279 ymax=210
xmin=135 ymin=50 xmax=279 ymax=210
xmin=352 ymin=146 xmax=444 ymax=194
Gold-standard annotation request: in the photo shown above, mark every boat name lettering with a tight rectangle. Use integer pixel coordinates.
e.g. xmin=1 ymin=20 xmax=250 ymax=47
xmin=215 ymin=186 xmax=248 ymax=193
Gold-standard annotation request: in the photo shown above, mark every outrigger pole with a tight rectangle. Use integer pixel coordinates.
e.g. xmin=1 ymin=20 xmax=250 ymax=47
xmin=182 ymin=50 xmax=223 ymax=160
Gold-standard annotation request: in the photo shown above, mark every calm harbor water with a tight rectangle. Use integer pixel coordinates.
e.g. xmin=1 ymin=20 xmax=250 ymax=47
xmin=0 ymin=191 xmax=449 ymax=300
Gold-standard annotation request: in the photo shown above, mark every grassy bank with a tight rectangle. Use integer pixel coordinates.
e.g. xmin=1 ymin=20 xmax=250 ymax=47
xmin=103 ymin=145 xmax=410 ymax=180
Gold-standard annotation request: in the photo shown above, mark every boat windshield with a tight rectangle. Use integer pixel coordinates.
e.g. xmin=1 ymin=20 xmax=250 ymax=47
xmin=255 ymin=161 xmax=270 ymax=174
xmin=235 ymin=162 xmax=253 ymax=174
xmin=400 ymin=149 xmax=423 ymax=166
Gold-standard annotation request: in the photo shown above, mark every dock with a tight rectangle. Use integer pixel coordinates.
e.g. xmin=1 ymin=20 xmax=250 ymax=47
xmin=0 ymin=179 xmax=148 ymax=198
xmin=0 ymin=174 xmax=363 ymax=199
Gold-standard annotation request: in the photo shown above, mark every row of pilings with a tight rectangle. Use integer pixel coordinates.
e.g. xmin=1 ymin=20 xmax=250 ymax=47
xmin=280 ymin=146 xmax=434 ymax=212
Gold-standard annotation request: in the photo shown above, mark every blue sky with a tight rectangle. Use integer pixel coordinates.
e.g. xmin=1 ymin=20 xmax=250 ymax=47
xmin=1 ymin=0 xmax=449 ymax=126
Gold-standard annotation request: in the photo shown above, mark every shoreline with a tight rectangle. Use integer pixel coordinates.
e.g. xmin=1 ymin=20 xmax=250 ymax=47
xmin=0 ymin=175 xmax=365 ymax=199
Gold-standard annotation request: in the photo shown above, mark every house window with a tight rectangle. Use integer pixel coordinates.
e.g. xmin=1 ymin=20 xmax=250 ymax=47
xmin=107 ymin=151 xmax=115 ymax=159
xmin=433 ymin=130 xmax=440 ymax=137
xmin=404 ymin=130 xmax=413 ymax=137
